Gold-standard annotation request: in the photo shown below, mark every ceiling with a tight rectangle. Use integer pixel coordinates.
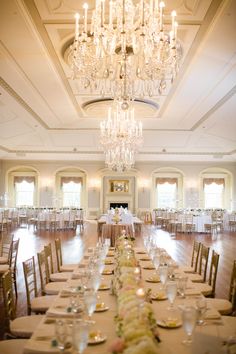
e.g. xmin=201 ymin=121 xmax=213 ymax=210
xmin=0 ymin=0 xmax=235 ymax=163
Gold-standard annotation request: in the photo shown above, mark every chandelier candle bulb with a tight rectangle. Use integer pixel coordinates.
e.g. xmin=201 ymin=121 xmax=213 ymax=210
xmin=109 ymin=1 xmax=113 ymax=27
xmin=159 ymin=1 xmax=165 ymax=30
xmin=150 ymin=0 xmax=153 ymax=15
xmin=83 ymin=3 xmax=88 ymax=34
xmin=171 ymin=10 xmax=176 ymax=33
xmin=75 ymin=13 xmax=80 ymax=40
xmin=174 ymin=22 xmax=178 ymax=40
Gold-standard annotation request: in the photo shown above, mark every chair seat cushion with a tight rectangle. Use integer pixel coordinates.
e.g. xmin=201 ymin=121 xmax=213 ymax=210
xmin=179 ymin=266 xmax=195 ymax=273
xmin=192 ymin=283 xmax=213 ymax=297
xmin=50 ymin=272 xmax=71 ymax=282
xmin=60 ymin=264 xmax=78 ymax=272
xmin=188 ymin=273 xmax=204 ymax=283
xmin=10 ymin=315 xmax=44 ymax=338
xmin=0 ymin=256 xmax=8 ymax=264
xmin=0 ymin=339 xmax=28 ymax=354
xmin=0 ymin=264 xmax=9 ymax=273
xmin=206 ymin=298 xmax=232 ymax=315
xmin=31 ymin=295 xmax=57 ymax=313
xmin=45 ymin=281 xmax=67 ymax=295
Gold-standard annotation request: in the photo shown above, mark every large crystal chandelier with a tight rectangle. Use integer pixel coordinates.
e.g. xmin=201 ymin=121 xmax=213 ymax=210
xmin=69 ymin=0 xmax=182 ymax=99
xmin=100 ymin=102 xmax=143 ymax=171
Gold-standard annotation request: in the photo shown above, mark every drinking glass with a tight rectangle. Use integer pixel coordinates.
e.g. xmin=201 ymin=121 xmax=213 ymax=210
xmin=196 ymin=297 xmax=207 ymax=325
xmin=182 ymin=306 xmax=197 ymax=345
xmin=166 ymin=281 xmax=177 ymax=309
xmin=177 ymin=276 xmax=188 ymax=298
xmin=84 ymin=289 xmax=97 ymax=320
xmin=159 ymin=265 xmax=168 ymax=288
xmin=90 ymin=271 xmax=101 ymax=292
xmin=73 ymin=320 xmax=89 ymax=354
xmin=55 ymin=319 xmax=68 ymax=352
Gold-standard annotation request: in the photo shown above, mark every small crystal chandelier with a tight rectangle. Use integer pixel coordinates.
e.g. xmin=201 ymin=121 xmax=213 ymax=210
xmin=100 ymin=102 xmax=143 ymax=171
xmin=69 ymin=0 xmax=182 ymax=99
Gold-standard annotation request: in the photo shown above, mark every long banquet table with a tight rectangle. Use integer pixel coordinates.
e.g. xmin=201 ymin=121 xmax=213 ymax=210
xmin=23 ymin=247 xmax=236 ymax=354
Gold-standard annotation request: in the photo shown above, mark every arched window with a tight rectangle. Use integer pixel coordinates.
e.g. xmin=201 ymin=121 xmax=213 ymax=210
xmin=152 ymin=168 xmax=184 ymax=209
xmin=14 ymin=177 xmax=35 ymax=207
xmin=200 ymin=168 xmax=233 ymax=210
xmin=61 ymin=177 xmax=82 ymax=208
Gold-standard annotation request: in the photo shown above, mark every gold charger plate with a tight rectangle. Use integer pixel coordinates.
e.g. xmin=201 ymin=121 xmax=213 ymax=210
xmin=151 ymin=292 xmax=167 ymax=301
xmin=98 ymin=284 xmax=110 ymax=291
xmin=157 ymin=319 xmax=182 ymax=328
xmin=139 ymin=257 xmax=151 ymax=261
xmin=88 ymin=331 xmax=107 ymax=345
xmin=146 ymin=276 xmax=160 ymax=283
xmin=95 ymin=303 xmax=109 ymax=312
xmin=102 ymin=269 xmax=113 ymax=275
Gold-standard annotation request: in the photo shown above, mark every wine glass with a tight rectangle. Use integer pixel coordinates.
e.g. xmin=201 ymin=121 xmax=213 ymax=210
xmin=159 ymin=265 xmax=168 ymax=288
xmin=55 ymin=319 xmax=68 ymax=352
xmin=196 ymin=297 xmax=207 ymax=325
xmin=84 ymin=289 xmax=97 ymax=320
xmin=89 ymin=271 xmax=101 ymax=292
xmin=166 ymin=281 xmax=177 ymax=309
xmin=73 ymin=320 xmax=90 ymax=354
xmin=182 ymin=306 xmax=197 ymax=345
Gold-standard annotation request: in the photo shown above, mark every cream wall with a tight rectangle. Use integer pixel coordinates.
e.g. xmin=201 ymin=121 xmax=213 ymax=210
xmin=0 ymin=160 xmax=236 ymax=214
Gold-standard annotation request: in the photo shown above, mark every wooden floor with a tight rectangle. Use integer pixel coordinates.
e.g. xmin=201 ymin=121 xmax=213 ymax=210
xmin=0 ymin=221 xmax=235 ymax=339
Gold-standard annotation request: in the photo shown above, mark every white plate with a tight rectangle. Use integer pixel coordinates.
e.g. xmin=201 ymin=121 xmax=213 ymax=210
xmin=88 ymin=332 xmax=107 ymax=345
xmin=157 ymin=319 xmax=182 ymax=328
xmin=102 ymin=270 xmax=113 ymax=275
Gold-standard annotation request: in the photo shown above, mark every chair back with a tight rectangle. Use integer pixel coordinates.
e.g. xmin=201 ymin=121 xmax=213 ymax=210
xmin=2 ymin=271 xmax=16 ymax=325
xmin=0 ymin=234 xmax=14 ymax=262
xmin=37 ymin=250 xmax=50 ymax=295
xmin=191 ymin=241 xmax=201 ymax=272
xmin=198 ymin=244 xmax=210 ymax=281
xmin=208 ymin=250 xmax=220 ymax=297
xmin=44 ymin=244 xmax=54 ymax=274
xmin=229 ymin=260 xmax=236 ymax=312
xmin=23 ymin=256 xmax=38 ymax=315
xmin=55 ymin=238 xmax=63 ymax=272
xmin=10 ymin=239 xmax=20 ymax=272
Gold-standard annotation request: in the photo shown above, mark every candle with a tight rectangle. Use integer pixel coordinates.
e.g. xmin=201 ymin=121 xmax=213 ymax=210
xmin=101 ymin=0 xmax=105 ymax=27
xmin=83 ymin=3 xmax=88 ymax=34
xmin=174 ymin=22 xmax=178 ymax=39
xmin=75 ymin=13 xmax=80 ymax=40
xmin=136 ymin=288 xmax=145 ymax=299
xmin=140 ymin=0 xmax=144 ymax=26
xmin=150 ymin=0 xmax=153 ymax=15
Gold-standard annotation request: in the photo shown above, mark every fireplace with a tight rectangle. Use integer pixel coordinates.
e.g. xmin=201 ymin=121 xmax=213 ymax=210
xmin=110 ymin=202 xmax=129 ymax=209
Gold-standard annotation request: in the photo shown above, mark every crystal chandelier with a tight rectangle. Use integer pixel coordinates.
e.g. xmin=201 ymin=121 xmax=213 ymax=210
xmin=100 ymin=102 xmax=143 ymax=171
xmin=69 ymin=0 xmax=182 ymax=99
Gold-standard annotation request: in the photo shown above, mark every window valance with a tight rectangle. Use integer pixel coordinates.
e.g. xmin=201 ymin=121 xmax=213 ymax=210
xmin=14 ymin=176 xmax=35 ymax=184
xmin=203 ymin=178 xmax=225 ymax=186
xmin=156 ymin=178 xmax=178 ymax=185
xmin=60 ymin=177 xmax=82 ymax=186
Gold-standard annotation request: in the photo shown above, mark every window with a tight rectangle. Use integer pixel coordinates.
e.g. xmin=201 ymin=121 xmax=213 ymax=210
xmin=156 ymin=178 xmax=177 ymax=208
xmin=62 ymin=178 xmax=81 ymax=208
xmin=204 ymin=178 xmax=224 ymax=208
xmin=15 ymin=179 xmax=35 ymax=206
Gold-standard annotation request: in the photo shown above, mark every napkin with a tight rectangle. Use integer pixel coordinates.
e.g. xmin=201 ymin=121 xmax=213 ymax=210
xmin=185 ymin=288 xmax=201 ymax=296
xmin=205 ymin=308 xmax=221 ymax=320
xmin=46 ymin=306 xmax=75 ymax=318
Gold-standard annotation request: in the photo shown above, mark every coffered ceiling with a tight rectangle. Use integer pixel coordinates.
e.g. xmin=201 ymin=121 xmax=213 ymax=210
xmin=0 ymin=0 xmax=235 ymax=163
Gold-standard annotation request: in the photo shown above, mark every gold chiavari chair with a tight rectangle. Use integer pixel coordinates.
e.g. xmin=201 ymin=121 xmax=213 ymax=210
xmin=55 ymin=238 xmax=78 ymax=272
xmin=23 ymin=256 xmax=56 ymax=315
xmin=2 ymin=271 xmax=44 ymax=338
xmin=44 ymin=244 xmax=71 ymax=282
xmin=181 ymin=241 xmax=202 ymax=273
xmin=37 ymin=249 xmax=67 ymax=295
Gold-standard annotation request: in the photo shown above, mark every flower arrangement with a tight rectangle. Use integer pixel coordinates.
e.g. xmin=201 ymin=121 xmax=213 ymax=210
xmin=110 ymin=236 xmax=159 ymax=354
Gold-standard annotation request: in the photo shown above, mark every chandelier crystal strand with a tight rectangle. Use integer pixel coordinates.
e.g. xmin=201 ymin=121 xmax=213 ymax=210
xmin=100 ymin=103 xmax=143 ymax=172
xmin=69 ymin=0 xmax=182 ymax=98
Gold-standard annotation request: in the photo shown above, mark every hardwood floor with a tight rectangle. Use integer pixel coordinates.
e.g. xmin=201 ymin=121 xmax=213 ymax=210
xmin=0 ymin=221 xmax=235 ymax=339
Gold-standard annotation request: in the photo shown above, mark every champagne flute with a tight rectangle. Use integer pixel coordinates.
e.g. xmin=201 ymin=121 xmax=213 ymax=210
xmin=182 ymin=306 xmax=197 ymax=345
xmin=55 ymin=319 xmax=67 ymax=352
xmin=166 ymin=281 xmax=177 ymax=309
xmin=73 ymin=320 xmax=89 ymax=354
xmin=177 ymin=276 xmax=188 ymax=298
xmin=84 ymin=289 xmax=97 ymax=320
xmin=196 ymin=297 xmax=207 ymax=325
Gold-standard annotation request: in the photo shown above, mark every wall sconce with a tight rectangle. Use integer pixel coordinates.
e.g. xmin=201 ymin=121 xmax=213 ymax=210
xmin=139 ymin=179 xmax=149 ymax=192
xmin=42 ymin=178 xmax=53 ymax=192
xmin=90 ymin=179 xmax=100 ymax=192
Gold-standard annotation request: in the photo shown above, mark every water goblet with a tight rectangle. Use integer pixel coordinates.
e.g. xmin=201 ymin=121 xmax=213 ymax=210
xmin=73 ymin=320 xmax=90 ymax=354
xmin=159 ymin=265 xmax=168 ymax=288
xmin=182 ymin=306 xmax=197 ymax=345
xmin=166 ymin=281 xmax=177 ymax=310
xmin=55 ymin=319 xmax=68 ymax=352
xmin=196 ymin=297 xmax=207 ymax=325
xmin=84 ymin=289 xmax=97 ymax=320
xmin=177 ymin=276 xmax=188 ymax=298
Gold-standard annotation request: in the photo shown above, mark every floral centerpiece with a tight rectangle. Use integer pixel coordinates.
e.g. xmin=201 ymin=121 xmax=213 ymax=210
xmin=110 ymin=235 xmax=159 ymax=354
